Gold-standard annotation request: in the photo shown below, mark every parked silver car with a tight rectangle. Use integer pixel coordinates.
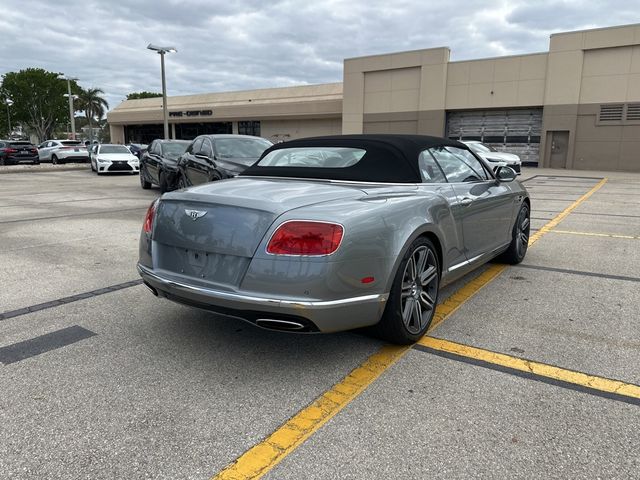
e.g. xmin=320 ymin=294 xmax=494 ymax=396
xmin=38 ymin=140 xmax=89 ymax=164
xmin=138 ymin=135 xmax=530 ymax=344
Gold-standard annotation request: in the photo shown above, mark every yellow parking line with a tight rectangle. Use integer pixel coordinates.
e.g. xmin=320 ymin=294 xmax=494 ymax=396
xmin=213 ymin=270 xmax=500 ymax=480
xmin=429 ymin=264 xmax=506 ymax=331
xmin=528 ymin=178 xmax=607 ymax=246
xmin=211 ymin=177 xmax=608 ymax=480
xmin=551 ymin=230 xmax=639 ymax=240
xmin=214 ymin=344 xmax=408 ymax=480
xmin=416 ymin=337 xmax=640 ymax=402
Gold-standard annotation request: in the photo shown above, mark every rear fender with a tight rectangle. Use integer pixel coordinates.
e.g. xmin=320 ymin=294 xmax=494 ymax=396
xmin=382 ymin=223 xmax=445 ymax=295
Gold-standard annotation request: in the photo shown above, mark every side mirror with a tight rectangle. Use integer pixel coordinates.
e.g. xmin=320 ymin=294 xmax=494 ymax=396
xmin=496 ymin=165 xmax=517 ymax=182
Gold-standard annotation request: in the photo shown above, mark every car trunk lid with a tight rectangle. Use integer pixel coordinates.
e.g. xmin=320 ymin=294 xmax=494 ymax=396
xmin=152 ymin=177 xmax=367 ymax=286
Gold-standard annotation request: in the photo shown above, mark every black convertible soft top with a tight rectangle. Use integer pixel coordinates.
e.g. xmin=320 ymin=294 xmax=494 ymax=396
xmin=241 ymin=134 xmax=469 ymax=183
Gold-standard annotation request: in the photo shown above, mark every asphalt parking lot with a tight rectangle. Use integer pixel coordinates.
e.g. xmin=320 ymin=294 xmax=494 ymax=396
xmin=1 ymin=166 xmax=639 ymax=479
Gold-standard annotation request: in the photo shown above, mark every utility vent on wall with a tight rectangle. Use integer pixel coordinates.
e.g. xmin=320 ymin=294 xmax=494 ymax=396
xmin=598 ymin=104 xmax=624 ymax=122
xmin=626 ymin=103 xmax=640 ymax=121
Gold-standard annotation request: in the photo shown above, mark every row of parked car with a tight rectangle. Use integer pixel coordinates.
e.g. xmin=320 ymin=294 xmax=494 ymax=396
xmin=138 ymin=135 xmax=273 ymax=192
xmin=135 ymin=135 xmax=523 ymax=193
xmin=0 ymin=139 xmax=148 ymax=166
xmin=1 ymin=136 xmax=523 ymax=188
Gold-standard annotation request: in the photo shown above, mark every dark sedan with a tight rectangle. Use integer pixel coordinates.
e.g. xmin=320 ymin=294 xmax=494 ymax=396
xmin=140 ymin=139 xmax=190 ymax=192
xmin=177 ymin=134 xmax=272 ymax=187
xmin=127 ymin=143 xmax=148 ymax=159
xmin=0 ymin=140 xmax=39 ymax=165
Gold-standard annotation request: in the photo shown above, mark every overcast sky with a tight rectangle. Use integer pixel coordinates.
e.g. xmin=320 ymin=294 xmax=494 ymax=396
xmin=2 ymin=0 xmax=639 ymax=111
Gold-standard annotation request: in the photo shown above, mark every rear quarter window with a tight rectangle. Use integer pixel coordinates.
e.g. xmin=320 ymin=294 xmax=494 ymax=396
xmin=257 ymin=147 xmax=366 ymax=168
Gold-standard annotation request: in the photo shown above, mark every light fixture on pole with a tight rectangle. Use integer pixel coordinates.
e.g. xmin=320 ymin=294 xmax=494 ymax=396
xmin=147 ymin=43 xmax=177 ymax=140
xmin=60 ymin=75 xmax=79 ymax=140
xmin=5 ymin=98 xmax=13 ymax=138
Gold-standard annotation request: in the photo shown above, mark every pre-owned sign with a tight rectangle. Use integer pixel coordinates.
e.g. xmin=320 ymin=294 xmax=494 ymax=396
xmin=168 ymin=109 xmax=213 ymax=117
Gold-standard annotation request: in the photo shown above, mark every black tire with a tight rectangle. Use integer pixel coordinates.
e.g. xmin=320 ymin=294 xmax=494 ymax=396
xmin=34 ymin=160 xmax=40 ymax=165
xmin=0 ymin=158 xmax=5 ymax=166
xmin=176 ymin=174 xmax=187 ymax=190
xmin=52 ymin=155 xmax=62 ymax=165
xmin=497 ymin=203 xmax=530 ymax=265
xmin=209 ymin=170 xmax=222 ymax=182
xmin=373 ymin=237 xmax=440 ymax=344
xmin=159 ymin=170 xmax=168 ymax=193
xmin=140 ymin=168 xmax=152 ymax=189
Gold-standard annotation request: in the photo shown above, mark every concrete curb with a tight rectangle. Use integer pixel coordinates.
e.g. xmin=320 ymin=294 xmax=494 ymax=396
xmin=0 ymin=165 xmax=89 ymax=174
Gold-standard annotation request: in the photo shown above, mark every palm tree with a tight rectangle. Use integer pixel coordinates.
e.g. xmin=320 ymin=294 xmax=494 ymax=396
xmin=78 ymin=88 xmax=109 ymax=141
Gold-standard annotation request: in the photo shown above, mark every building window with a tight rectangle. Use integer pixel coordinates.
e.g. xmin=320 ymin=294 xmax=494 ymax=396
xmin=238 ymin=121 xmax=261 ymax=136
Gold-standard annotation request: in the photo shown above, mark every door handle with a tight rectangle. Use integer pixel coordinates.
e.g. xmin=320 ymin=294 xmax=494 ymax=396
xmin=459 ymin=197 xmax=473 ymax=207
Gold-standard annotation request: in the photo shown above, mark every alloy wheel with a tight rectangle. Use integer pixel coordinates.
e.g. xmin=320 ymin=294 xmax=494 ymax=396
xmin=516 ymin=207 xmax=530 ymax=258
xmin=400 ymin=245 xmax=438 ymax=334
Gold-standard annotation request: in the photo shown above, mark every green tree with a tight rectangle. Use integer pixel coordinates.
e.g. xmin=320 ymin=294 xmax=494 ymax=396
xmin=126 ymin=91 xmax=162 ymax=100
xmin=77 ymin=88 xmax=109 ymax=142
xmin=0 ymin=68 xmax=79 ymax=141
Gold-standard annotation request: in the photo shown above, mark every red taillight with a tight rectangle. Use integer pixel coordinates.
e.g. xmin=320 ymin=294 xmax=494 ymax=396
xmin=3 ymin=148 xmax=17 ymax=154
xmin=143 ymin=200 xmax=158 ymax=234
xmin=266 ymin=221 xmax=344 ymax=256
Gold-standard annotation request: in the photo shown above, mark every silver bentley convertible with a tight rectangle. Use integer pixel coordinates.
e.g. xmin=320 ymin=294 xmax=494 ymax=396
xmin=137 ymin=135 xmax=530 ymax=344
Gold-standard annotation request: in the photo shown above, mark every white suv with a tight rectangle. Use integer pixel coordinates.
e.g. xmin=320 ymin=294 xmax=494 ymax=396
xmin=461 ymin=141 xmax=522 ymax=175
xmin=38 ymin=140 xmax=89 ymax=164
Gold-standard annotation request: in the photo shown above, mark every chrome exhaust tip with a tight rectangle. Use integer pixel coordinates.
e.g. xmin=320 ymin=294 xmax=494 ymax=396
xmin=255 ymin=319 xmax=306 ymax=331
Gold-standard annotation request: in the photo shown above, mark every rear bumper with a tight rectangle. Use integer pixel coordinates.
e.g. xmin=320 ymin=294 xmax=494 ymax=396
xmin=137 ymin=263 xmax=388 ymax=333
xmin=56 ymin=151 xmax=89 ymax=160
xmin=6 ymin=155 xmax=39 ymax=164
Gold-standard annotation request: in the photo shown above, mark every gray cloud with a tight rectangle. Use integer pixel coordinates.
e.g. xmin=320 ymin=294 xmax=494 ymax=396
xmin=1 ymin=0 xmax=639 ymax=110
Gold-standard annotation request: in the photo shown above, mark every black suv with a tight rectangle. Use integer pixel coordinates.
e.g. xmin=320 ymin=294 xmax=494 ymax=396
xmin=0 ymin=140 xmax=39 ymax=165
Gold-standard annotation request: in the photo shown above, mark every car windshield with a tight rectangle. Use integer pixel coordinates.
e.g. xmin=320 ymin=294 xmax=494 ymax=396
xmin=161 ymin=142 xmax=189 ymax=157
xmin=9 ymin=142 xmax=32 ymax=146
xmin=257 ymin=147 xmax=366 ymax=168
xmin=100 ymin=145 xmax=130 ymax=154
xmin=215 ymin=138 xmax=272 ymax=159
xmin=468 ymin=143 xmax=497 ymax=153
xmin=61 ymin=141 xmax=82 ymax=146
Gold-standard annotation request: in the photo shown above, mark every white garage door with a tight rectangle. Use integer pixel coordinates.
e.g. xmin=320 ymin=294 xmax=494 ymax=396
xmin=446 ymin=109 xmax=543 ymax=165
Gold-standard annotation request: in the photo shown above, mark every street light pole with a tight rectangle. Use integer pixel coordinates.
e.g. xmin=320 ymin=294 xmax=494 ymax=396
xmin=147 ymin=44 xmax=177 ymax=140
xmin=160 ymin=51 xmax=169 ymax=140
xmin=59 ymin=75 xmax=78 ymax=140
xmin=5 ymin=99 xmax=13 ymax=138
xmin=66 ymin=79 xmax=76 ymax=140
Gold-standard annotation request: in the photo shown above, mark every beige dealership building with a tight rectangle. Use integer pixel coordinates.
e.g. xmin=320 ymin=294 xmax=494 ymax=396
xmin=108 ymin=23 xmax=640 ymax=171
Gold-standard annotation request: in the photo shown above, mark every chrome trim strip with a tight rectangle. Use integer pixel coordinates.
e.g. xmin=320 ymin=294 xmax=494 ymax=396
xmin=447 ymin=243 xmax=511 ymax=273
xmin=137 ymin=264 xmax=388 ymax=309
